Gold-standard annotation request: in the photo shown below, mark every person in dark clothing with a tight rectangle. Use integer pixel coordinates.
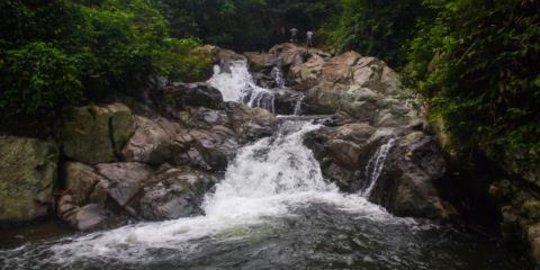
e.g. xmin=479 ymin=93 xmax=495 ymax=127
xmin=289 ymin=28 xmax=298 ymax=43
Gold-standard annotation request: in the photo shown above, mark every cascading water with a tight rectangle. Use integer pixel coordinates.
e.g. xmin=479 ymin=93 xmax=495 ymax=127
xmin=361 ymin=138 xmax=397 ymax=197
xmin=208 ymin=60 xmax=276 ymax=113
xmin=0 ymin=73 xmax=532 ymax=270
xmin=0 ymin=121 xmax=400 ymax=269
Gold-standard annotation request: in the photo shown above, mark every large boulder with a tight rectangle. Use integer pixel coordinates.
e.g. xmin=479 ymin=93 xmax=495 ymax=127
xmin=304 ymin=123 xmax=378 ymax=191
xmin=136 ymin=165 xmax=216 ymax=220
xmin=273 ymin=89 xmax=305 ymax=115
xmin=244 ymin=51 xmax=277 ymax=72
xmin=195 ymin=44 xmax=246 ymax=64
xmin=369 ymin=132 xmax=458 ymax=220
xmin=57 ymin=163 xmax=109 ymax=231
xmin=225 ymin=103 xmax=278 ymax=142
xmin=121 ymin=116 xmax=186 ymax=165
xmin=95 ymin=162 xmax=152 ymax=208
xmin=268 ymin=43 xmax=330 ymax=68
xmin=189 ymin=127 xmax=239 ymax=171
xmin=61 ymin=103 xmax=135 ymax=164
xmin=0 ymin=136 xmax=58 ymax=223
xmin=152 ymin=82 xmax=224 ymax=119
xmin=58 ymin=161 xmax=217 ymax=229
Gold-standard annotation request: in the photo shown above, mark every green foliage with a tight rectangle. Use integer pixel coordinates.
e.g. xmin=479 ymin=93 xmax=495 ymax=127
xmin=405 ymin=0 xmax=540 ymax=170
xmin=155 ymin=0 xmax=340 ymax=51
xmin=0 ymin=0 xmax=212 ymax=122
xmin=327 ymin=0 xmax=428 ymax=67
xmin=152 ymin=38 xmax=212 ymax=82
xmin=0 ymin=42 xmax=82 ymax=120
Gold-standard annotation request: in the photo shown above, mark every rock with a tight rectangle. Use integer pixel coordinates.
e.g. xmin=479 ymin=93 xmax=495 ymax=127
xmin=121 ymin=116 xmax=179 ymax=165
xmin=189 ymin=126 xmax=239 ymax=171
xmin=64 ymin=162 xmax=108 ymax=206
xmin=225 ymin=103 xmax=278 ymax=142
xmin=121 ymin=107 xmax=264 ymax=172
xmin=269 ymin=43 xmax=308 ymax=67
xmin=339 ymin=86 xmax=381 ymax=122
xmin=95 ymin=163 xmax=152 ymax=207
xmin=61 ymin=103 xmax=135 ymax=164
xmin=57 ymin=162 xmax=113 ymax=230
xmin=217 ymin=48 xmax=247 ymax=62
xmin=183 ymin=107 xmax=230 ymax=129
xmin=321 ymin=51 xmax=362 ymax=84
xmin=0 ymin=136 xmax=58 ymax=223
xmin=369 ymin=133 xmax=457 ymax=220
xmin=326 ymin=139 xmax=364 ymax=170
xmin=108 ymin=103 xmax=137 ymax=153
xmin=303 ymin=124 xmax=378 ymax=191
xmin=197 ymin=45 xmax=246 ymax=63
xmin=152 ymin=82 xmax=223 ymax=120
xmin=333 ymin=123 xmax=376 ymax=144
xmin=290 ymin=54 xmax=326 ymax=88
xmin=304 ymin=82 xmax=346 ymax=114
xmin=137 ymin=166 xmax=216 ymax=220
xmin=57 ymin=194 xmax=110 ymax=231
xmin=74 ymin=204 xmax=110 ymax=231
xmin=273 ymin=89 xmax=305 ymax=115
xmin=244 ymin=52 xmax=276 ymax=71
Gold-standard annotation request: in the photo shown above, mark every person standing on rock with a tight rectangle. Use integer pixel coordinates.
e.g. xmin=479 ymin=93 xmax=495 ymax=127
xmin=306 ymin=31 xmax=314 ymax=48
xmin=290 ymin=27 xmax=298 ymax=43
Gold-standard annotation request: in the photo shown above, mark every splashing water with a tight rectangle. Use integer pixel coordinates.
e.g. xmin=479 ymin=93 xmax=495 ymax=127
xmin=0 ymin=121 xmax=402 ymax=269
xmin=362 ymin=138 xmax=397 ymax=197
xmin=208 ymin=60 xmax=276 ymax=113
xmin=270 ymin=65 xmax=285 ymax=89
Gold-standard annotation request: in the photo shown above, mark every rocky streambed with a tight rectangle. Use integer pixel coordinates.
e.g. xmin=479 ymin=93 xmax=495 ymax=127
xmin=0 ymin=43 xmax=536 ymax=269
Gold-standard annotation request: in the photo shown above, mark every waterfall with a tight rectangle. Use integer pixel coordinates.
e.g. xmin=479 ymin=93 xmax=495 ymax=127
xmin=361 ymin=138 xmax=397 ymax=197
xmin=293 ymin=95 xmax=305 ymax=115
xmin=21 ymin=121 xmax=394 ymax=266
xmin=208 ymin=60 xmax=276 ymax=113
xmin=270 ymin=65 xmax=285 ymax=89
xmin=245 ymin=90 xmax=275 ymax=114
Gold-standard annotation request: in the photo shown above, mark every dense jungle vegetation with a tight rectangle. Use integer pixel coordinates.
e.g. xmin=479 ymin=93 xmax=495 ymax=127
xmin=1 ymin=0 xmax=538 ymax=171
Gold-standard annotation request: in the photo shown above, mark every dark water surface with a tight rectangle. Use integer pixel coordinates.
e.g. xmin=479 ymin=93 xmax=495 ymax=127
xmin=0 ymin=204 xmax=533 ymax=270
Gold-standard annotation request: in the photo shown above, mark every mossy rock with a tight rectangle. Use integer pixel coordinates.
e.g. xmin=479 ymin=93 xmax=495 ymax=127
xmin=60 ymin=103 xmax=135 ymax=164
xmin=0 ymin=136 xmax=58 ymax=222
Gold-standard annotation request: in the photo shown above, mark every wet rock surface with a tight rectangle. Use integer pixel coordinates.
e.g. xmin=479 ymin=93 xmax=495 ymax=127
xmin=0 ymin=44 xmax=485 ymax=231
xmin=247 ymin=43 xmax=455 ymax=220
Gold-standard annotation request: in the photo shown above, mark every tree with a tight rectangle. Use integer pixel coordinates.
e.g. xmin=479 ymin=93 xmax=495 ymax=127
xmin=405 ymin=0 xmax=540 ymax=172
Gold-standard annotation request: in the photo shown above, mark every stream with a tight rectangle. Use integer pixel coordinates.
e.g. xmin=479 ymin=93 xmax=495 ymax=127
xmin=0 ymin=61 xmax=533 ymax=270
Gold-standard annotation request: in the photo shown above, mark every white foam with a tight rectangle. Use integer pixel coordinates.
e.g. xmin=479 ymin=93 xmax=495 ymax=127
xmin=362 ymin=137 xmax=396 ymax=197
xmin=208 ymin=60 xmax=275 ymax=113
xmin=26 ymin=121 xmax=407 ymax=265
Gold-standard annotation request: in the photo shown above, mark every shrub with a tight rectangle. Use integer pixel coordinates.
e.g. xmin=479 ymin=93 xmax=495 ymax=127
xmin=405 ymin=0 xmax=540 ymax=171
xmin=0 ymin=42 xmax=82 ymax=120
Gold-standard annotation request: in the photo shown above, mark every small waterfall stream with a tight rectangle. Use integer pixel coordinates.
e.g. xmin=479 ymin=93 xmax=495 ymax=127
xmin=293 ymin=94 xmax=305 ymax=116
xmin=362 ymin=138 xmax=397 ymax=197
xmin=270 ymin=65 xmax=285 ymax=89
xmin=208 ymin=60 xmax=276 ymax=113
